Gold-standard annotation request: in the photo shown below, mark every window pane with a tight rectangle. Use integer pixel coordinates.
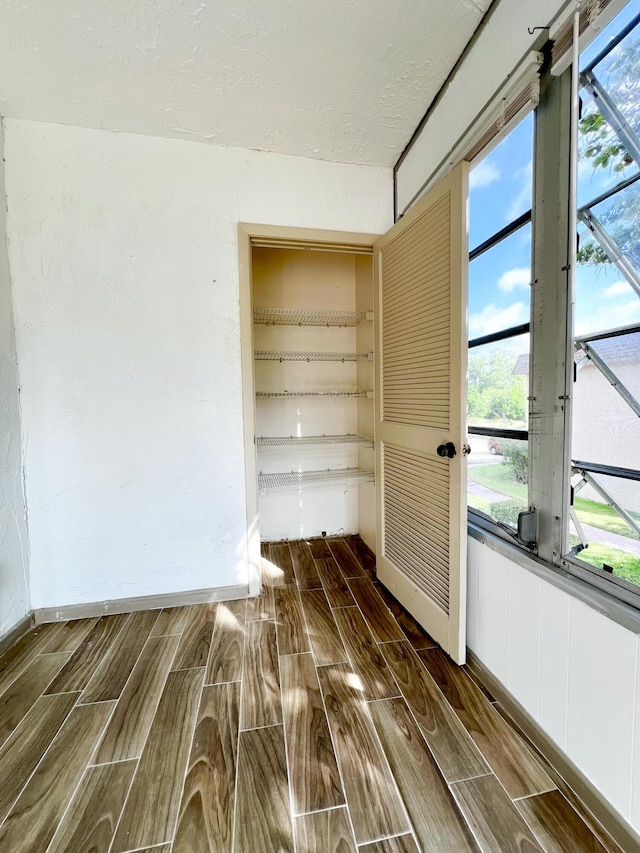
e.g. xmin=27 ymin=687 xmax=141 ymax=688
xmin=591 ymin=21 xmax=640 ymax=138
xmin=469 ymin=223 xmax=531 ymax=337
xmin=585 ymin=179 xmax=640 ymax=273
xmin=569 ymin=471 xmax=640 ymax=588
xmin=588 ymin=329 xmax=640 ymax=402
xmin=577 ymin=101 xmax=639 ymax=206
xmin=469 ymin=112 xmax=534 ymax=250
xmin=468 ymin=437 xmax=529 ymax=529
xmin=575 ymin=223 xmax=640 ymax=336
xmin=468 ymin=335 xmax=529 ymax=429
xmin=580 ymin=0 xmax=640 ymax=70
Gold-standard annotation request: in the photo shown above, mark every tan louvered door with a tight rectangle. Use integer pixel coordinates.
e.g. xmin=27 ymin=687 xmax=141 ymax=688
xmin=374 ymin=163 xmax=469 ymax=664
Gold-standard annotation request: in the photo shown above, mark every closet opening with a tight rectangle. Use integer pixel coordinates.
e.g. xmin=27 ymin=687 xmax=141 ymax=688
xmin=238 ymin=225 xmax=379 ymax=594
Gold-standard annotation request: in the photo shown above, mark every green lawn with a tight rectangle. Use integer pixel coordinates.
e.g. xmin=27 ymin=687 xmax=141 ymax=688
xmin=468 ymin=494 xmax=492 ymax=515
xmin=469 ymin=462 xmax=640 ymax=540
xmin=470 ymin=461 xmax=640 ymax=582
xmin=468 ymin=462 xmax=526 ymax=502
xmin=571 ymin=541 xmax=640 ymax=586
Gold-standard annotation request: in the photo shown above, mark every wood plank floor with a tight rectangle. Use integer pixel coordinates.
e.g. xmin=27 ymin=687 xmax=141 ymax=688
xmin=0 ymin=535 xmax=623 ymax=853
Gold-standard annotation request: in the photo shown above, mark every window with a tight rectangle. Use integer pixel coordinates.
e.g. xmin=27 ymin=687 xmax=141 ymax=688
xmin=463 ymin=0 xmax=640 ymax=608
xmin=565 ymin=4 xmax=640 ymax=592
xmin=467 ymin=115 xmax=534 ymax=535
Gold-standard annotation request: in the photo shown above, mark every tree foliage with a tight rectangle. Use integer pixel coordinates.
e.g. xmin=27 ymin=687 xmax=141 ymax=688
xmin=468 ymin=350 xmax=526 ymax=424
xmin=501 ymin=439 xmax=529 ymax=484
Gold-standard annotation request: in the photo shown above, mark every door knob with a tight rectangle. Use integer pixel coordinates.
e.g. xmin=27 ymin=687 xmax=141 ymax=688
xmin=436 ymin=442 xmax=457 ymax=459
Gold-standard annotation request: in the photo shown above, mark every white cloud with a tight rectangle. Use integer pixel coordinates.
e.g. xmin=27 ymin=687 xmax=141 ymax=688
xmin=470 ymin=159 xmax=500 ymax=190
xmin=574 ymin=299 xmax=640 ymax=336
xmin=498 ymin=267 xmax=530 ymax=292
xmin=506 ymin=160 xmax=533 ymax=219
xmin=469 ymin=302 xmax=529 ymax=337
xmin=603 ymin=280 xmax=634 ymax=298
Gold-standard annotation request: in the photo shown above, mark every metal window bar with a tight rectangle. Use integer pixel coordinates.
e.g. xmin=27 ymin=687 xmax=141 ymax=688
xmin=580 ymin=68 xmax=640 ymax=168
xmin=574 ymin=337 xmax=640 ymax=418
xmin=574 ymin=321 xmax=640 ymax=344
xmin=469 ymin=322 xmax=530 ymax=349
xmin=469 ymin=210 xmax=532 ymax=261
xmin=253 ymin=307 xmax=367 ymax=327
xmin=468 ymin=426 xmax=528 ymax=440
xmin=259 ymin=468 xmax=374 ymax=493
xmin=569 ymin=502 xmax=589 ymax=554
xmin=571 ymin=463 xmax=640 ymax=538
xmin=571 ymin=459 xmax=640 ymax=481
xmin=255 ymin=350 xmax=370 ymax=362
xmin=256 ymin=434 xmax=373 ymax=448
xmin=580 ymin=11 xmax=640 ymax=77
xmin=578 ymin=170 xmax=640 ymax=214
xmin=577 ymin=207 xmax=640 ymax=298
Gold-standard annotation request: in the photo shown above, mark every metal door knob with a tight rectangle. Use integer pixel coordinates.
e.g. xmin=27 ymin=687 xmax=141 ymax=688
xmin=436 ymin=442 xmax=457 ymax=459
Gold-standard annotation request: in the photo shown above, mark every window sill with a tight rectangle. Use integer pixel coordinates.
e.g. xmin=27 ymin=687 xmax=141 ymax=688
xmin=468 ymin=520 xmax=640 ymax=634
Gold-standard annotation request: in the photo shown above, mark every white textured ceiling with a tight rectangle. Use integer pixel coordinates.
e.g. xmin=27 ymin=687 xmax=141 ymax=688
xmin=0 ymin=0 xmax=491 ymax=166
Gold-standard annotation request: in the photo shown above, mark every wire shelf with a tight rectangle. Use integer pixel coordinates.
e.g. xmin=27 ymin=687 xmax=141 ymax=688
xmin=255 ymin=350 xmax=369 ymax=362
xmin=254 ymin=307 xmax=367 ymax=327
xmin=259 ymin=467 xmax=374 ymax=493
xmin=255 ymin=390 xmax=370 ymax=398
xmin=257 ymin=433 xmax=373 ymax=449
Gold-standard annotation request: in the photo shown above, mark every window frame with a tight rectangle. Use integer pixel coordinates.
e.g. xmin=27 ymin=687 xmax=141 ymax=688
xmin=466 ymin=120 xmax=534 ymax=545
xmin=468 ymin=26 xmax=640 ymax=613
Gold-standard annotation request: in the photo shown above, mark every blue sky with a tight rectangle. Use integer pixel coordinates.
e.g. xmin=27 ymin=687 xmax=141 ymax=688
xmin=468 ymin=0 xmax=640 ymax=343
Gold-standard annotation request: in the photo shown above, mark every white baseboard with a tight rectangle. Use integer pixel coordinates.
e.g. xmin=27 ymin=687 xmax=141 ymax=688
xmin=33 ymin=583 xmax=249 ymax=623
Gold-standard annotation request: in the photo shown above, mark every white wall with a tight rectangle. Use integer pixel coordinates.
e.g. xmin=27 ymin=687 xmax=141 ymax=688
xmin=468 ymin=536 xmax=640 ymax=835
xmin=0 ymin=121 xmax=30 ymax=636
xmin=4 ymin=119 xmax=391 ymax=610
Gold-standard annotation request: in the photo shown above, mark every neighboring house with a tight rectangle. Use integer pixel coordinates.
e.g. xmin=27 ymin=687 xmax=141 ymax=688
xmin=573 ymin=334 xmax=640 ymax=513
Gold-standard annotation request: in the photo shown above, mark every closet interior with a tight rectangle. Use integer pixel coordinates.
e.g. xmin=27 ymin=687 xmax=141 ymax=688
xmin=250 ymin=243 xmax=376 ymax=551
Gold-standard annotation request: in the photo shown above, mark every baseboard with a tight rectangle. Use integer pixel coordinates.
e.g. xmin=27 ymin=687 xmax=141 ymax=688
xmin=33 ymin=583 xmax=249 ymax=623
xmin=466 ymin=648 xmax=640 ymax=853
xmin=0 ymin=612 xmax=36 ymax=656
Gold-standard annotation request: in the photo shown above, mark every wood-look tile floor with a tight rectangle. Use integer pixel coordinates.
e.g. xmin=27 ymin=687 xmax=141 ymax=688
xmin=0 ymin=535 xmax=623 ymax=853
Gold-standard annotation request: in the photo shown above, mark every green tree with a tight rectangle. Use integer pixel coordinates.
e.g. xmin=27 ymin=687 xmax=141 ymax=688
xmin=468 ymin=350 xmax=526 ymax=424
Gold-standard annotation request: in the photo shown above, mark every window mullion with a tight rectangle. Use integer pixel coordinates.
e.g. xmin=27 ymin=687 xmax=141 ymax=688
xmin=529 ymin=70 xmax=574 ymax=564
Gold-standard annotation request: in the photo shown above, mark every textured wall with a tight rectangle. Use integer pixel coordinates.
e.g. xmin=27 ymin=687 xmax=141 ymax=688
xmin=4 ymin=119 xmax=391 ymax=609
xmin=0 ymin=0 xmax=490 ymax=167
xmin=0 ymin=121 xmax=30 ymax=636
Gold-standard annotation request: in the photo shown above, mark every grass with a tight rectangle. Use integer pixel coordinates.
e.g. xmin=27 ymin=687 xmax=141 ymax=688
xmin=573 ymin=497 xmax=640 ymax=540
xmin=571 ymin=541 xmax=640 ymax=586
xmin=469 ymin=462 xmax=640 ymax=540
xmin=468 ymin=462 xmax=526 ymax=501
xmin=468 ymin=494 xmax=492 ymax=515
xmin=470 ymin=461 xmax=640 ymax=583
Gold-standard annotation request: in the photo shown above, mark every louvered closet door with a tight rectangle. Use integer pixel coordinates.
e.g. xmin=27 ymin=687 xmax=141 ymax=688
xmin=374 ymin=163 xmax=469 ymax=664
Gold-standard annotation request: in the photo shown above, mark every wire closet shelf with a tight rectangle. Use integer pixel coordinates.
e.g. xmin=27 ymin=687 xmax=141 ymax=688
xmin=253 ymin=307 xmax=368 ymax=326
xmin=255 ymin=350 xmax=370 ymax=362
xmin=255 ymin=390 xmax=372 ymax=398
xmin=257 ymin=434 xmax=373 ymax=449
xmin=259 ymin=468 xmax=374 ymax=493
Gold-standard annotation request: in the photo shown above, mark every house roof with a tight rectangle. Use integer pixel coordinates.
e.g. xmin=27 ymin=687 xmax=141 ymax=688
xmin=512 ymin=331 xmax=639 ymax=376
xmin=582 ymin=331 xmax=640 ymax=365
xmin=0 ymin=0 xmax=491 ymax=166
